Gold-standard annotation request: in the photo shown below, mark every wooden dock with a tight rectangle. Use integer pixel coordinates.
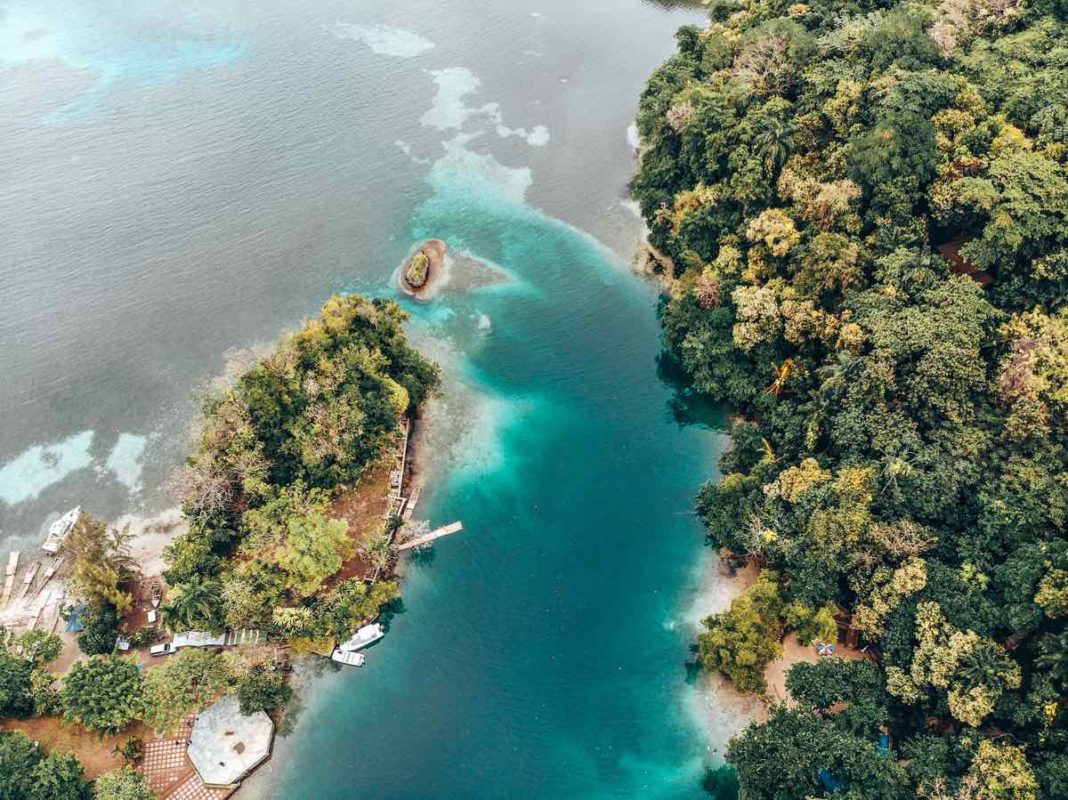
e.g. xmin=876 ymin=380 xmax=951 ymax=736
xmin=1 ymin=551 xmax=19 ymax=607
xmin=385 ymin=418 xmax=414 ymax=520
xmin=34 ymin=557 xmax=64 ymax=598
xmin=397 ymin=521 xmax=463 ymax=551
xmin=19 ymin=561 xmax=41 ymax=600
xmin=401 ymin=489 xmax=420 ymax=522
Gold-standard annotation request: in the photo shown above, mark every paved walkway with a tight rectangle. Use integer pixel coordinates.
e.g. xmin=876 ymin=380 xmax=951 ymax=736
xmin=165 ymin=773 xmax=233 ymax=800
xmin=140 ymin=714 xmax=235 ymax=800
xmin=141 ymin=717 xmax=194 ymax=797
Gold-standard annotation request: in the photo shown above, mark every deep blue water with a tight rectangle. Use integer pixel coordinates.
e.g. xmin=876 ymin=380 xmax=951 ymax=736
xmin=0 ymin=1 xmax=732 ymax=797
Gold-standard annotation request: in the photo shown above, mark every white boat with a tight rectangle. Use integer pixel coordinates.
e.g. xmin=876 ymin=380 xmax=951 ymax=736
xmin=338 ymin=623 xmax=384 ymax=653
xmin=42 ymin=508 xmax=81 ymax=555
xmin=330 ymin=649 xmax=366 ymax=667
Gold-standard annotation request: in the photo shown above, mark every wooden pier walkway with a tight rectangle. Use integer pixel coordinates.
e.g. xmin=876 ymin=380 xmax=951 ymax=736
xmin=1 ymin=551 xmax=19 ymax=607
xmin=18 ymin=561 xmax=40 ymax=601
xmin=397 ymin=521 xmax=463 ymax=551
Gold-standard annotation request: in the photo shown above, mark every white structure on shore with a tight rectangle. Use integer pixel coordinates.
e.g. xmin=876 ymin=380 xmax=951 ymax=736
xmin=171 ymin=631 xmax=227 ymax=650
xmin=188 ymin=695 xmax=274 ymax=788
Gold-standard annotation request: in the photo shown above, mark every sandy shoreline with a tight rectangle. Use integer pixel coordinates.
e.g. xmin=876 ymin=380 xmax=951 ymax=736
xmin=680 ymin=549 xmax=766 ymax=760
xmin=681 ymin=547 xmax=868 ymax=764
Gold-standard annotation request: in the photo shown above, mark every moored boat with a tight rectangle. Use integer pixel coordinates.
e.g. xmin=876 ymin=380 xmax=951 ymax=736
xmin=42 ymin=507 xmax=81 ymax=555
xmin=338 ymin=622 xmax=384 ymax=653
xmin=330 ymin=649 xmax=366 ymax=667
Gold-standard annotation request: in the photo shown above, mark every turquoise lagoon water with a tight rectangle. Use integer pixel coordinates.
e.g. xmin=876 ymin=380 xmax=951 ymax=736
xmin=257 ymin=129 xmax=726 ymax=800
xmin=0 ymin=0 xmax=734 ymax=796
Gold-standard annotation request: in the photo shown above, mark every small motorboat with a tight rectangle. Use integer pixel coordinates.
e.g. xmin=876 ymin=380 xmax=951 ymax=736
xmin=330 ymin=649 xmax=366 ymax=667
xmin=338 ymin=623 xmax=385 ymax=653
xmin=42 ymin=508 xmax=81 ymax=555
xmin=150 ymin=583 xmax=162 ymax=608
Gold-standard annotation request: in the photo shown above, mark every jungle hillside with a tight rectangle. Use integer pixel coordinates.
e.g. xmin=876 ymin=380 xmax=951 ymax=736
xmin=634 ymin=0 xmax=1068 ymax=797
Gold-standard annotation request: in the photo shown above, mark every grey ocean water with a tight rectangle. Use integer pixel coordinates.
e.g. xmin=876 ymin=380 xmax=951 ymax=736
xmin=0 ymin=1 xmax=738 ymax=797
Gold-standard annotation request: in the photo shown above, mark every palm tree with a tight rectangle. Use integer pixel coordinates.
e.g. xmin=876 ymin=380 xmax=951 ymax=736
xmin=957 ymin=640 xmax=1007 ymax=689
xmin=161 ymin=576 xmax=223 ymax=633
xmin=754 ymin=119 xmax=795 ymax=174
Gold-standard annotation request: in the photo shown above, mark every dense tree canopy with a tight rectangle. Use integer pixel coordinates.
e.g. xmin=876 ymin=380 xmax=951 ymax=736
xmin=636 ymin=0 xmax=1068 ymax=795
xmin=163 ymin=295 xmax=437 ymax=640
xmin=65 ymin=516 xmax=136 ymax=614
xmin=61 ymin=657 xmax=143 ymax=736
xmin=75 ymin=603 xmax=121 ymax=657
xmin=141 ymin=648 xmax=232 ymax=735
xmin=0 ymin=731 xmax=90 ymax=800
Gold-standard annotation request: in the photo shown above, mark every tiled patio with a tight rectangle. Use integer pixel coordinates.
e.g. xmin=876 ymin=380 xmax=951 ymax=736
xmin=140 ymin=716 xmax=197 ymax=798
xmin=165 ymin=772 xmax=233 ymax=800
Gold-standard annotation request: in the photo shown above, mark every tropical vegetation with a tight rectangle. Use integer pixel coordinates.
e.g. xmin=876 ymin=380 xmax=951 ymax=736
xmin=635 ymin=0 xmax=1068 ymax=795
xmin=0 ymin=731 xmax=90 ymax=800
xmin=61 ymin=656 xmax=143 ymax=736
xmin=92 ymin=767 xmax=154 ymax=800
xmin=406 ymin=252 xmax=430 ymax=288
xmin=163 ymin=294 xmax=437 ymax=640
xmin=0 ymin=293 xmax=435 ymax=789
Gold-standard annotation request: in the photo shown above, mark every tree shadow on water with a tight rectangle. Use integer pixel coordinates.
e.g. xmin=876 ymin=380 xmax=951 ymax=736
xmin=407 ymin=545 xmax=437 ymax=570
xmin=656 ymin=351 xmax=727 ymax=430
xmin=378 ymin=596 xmax=407 ymax=631
xmin=702 ymin=765 xmax=739 ymax=800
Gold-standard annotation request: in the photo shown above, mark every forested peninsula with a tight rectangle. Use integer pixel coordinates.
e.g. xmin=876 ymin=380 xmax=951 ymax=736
xmin=635 ymin=1 xmax=1068 ymax=797
xmin=0 ymin=295 xmax=438 ymax=798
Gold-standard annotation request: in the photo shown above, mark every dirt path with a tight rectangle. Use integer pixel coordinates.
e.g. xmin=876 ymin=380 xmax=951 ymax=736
xmin=763 ymin=633 xmax=868 ymax=706
xmin=1 ymin=717 xmax=152 ymax=778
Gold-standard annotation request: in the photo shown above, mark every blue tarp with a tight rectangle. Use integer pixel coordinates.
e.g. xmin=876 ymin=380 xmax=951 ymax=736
xmin=819 ymin=769 xmax=844 ymax=792
xmin=65 ymin=607 xmax=85 ymax=633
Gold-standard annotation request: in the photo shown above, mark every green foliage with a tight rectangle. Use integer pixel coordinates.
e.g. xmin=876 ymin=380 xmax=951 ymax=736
xmin=162 ymin=294 xmax=437 ymax=647
xmin=160 ymin=575 xmax=224 ymax=634
xmin=65 ymin=516 xmax=136 ymax=614
xmin=313 ymin=579 xmax=400 ymax=640
xmin=61 ymin=656 xmax=143 ymax=736
xmin=30 ymin=668 xmax=63 ymax=717
xmin=697 ymin=572 xmax=785 ymax=694
xmin=92 ymin=766 xmax=154 ymax=800
xmin=0 ymin=731 xmax=90 ymax=800
xmin=16 ymin=631 xmax=63 ymax=668
xmin=0 ymin=731 xmax=41 ymax=799
xmin=637 ymin=0 xmax=1068 ymax=793
xmin=405 ymin=252 xmax=429 ymax=288
xmin=727 ymin=706 xmax=908 ymax=800
xmin=235 ymin=660 xmax=292 ymax=715
xmin=28 ymin=752 xmax=90 ymax=800
xmin=141 ymin=649 xmax=232 ymax=735
xmin=118 ymin=737 xmax=142 ymax=764
xmin=0 ymin=651 xmax=34 ymax=718
xmin=76 ymin=603 xmax=121 ymax=657
xmin=241 ymin=484 xmax=351 ymax=598
xmin=786 ymin=658 xmax=890 ymax=735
